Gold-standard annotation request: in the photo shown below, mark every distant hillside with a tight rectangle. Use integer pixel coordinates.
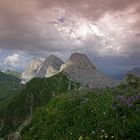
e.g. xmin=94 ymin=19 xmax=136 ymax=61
xmin=5 ymin=70 xmax=21 ymax=79
xmin=0 ymin=71 xmax=22 ymax=108
xmin=127 ymin=67 xmax=140 ymax=78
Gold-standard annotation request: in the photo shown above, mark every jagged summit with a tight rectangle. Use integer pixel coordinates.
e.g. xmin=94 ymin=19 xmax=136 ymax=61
xmin=21 ymin=57 xmax=43 ymax=83
xmin=21 ymin=53 xmax=120 ymax=88
xmin=60 ymin=53 xmax=96 ymax=72
xmin=43 ymin=55 xmax=63 ymax=67
xmin=60 ymin=53 xmax=119 ymax=88
xmin=37 ymin=55 xmax=63 ymax=77
xmin=69 ymin=53 xmax=96 ymax=69
xmin=21 ymin=55 xmax=63 ymax=83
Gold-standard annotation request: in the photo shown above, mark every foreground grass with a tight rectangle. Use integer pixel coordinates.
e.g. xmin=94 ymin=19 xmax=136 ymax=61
xmin=1 ymin=74 xmax=140 ymax=139
xmin=21 ymin=80 xmax=140 ymax=140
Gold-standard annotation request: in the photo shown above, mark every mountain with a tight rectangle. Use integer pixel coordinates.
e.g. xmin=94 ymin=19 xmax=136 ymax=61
xmin=127 ymin=67 xmax=140 ymax=78
xmin=37 ymin=55 xmax=63 ymax=77
xmin=21 ymin=53 xmax=119 ymax=88
xmin=60 ymin=53 xmax=119 ymax=88
xmin=0 ymin=71 xmax=22 ymax=108
xmin=21 ymin=57 xmax=43 ymax=83
xmin=21 ymin=55 xmax=63 ymax=83
xmin=5 ymin=70 xmax=21 ymax=79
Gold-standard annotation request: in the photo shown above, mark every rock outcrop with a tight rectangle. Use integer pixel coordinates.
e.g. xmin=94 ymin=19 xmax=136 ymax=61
xmin=21 ymin=57 xmax=43 ymax=83
xmin=60 ymin=53 xmax=119 ymax=88
xmin=22 ymin=53 xmax=120 ymax=88
xmin=21 ymin=55 xmax=63 ymax=83
xmin=37 ymin=55 xmax=63 ymax=77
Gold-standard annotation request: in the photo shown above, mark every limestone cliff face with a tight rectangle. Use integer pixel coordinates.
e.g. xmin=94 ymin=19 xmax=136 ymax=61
xmin=60 ymin=53 xmax=119 ymax=88
xmin=37 ymin=55 xmax=63 ymax=78
xmin=22 ymin=53 xmax=120 ymax=88
xmin=21 ymin=55 xmax=63 ymax=83
xmin=21 ymin=58 xmax=43 ymax=83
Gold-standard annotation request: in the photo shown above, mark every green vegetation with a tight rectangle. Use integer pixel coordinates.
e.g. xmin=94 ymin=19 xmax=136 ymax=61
xmin=21 ymin=74 xmax=140 ymax=140
xmin=5 ymin=70 xmax=21 ymax=79
xmin=0 ymin=73 xmax=80 ymax=137
xmin=0 ymin=71 xmax=22 ymax=109
xmin=0 ymin=73 xmax=140 ymax=140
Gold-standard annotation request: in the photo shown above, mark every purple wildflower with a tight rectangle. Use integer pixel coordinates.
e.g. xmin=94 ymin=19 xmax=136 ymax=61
xmin=116 ymin=95 xmax=125 ymax=100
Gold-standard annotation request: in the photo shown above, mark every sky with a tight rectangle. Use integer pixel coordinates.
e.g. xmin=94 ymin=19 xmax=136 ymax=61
xmin=0 ymin=0 xmax=140 ymax=79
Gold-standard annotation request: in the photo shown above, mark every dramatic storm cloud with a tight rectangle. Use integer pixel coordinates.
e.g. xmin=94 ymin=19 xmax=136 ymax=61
xmin=0 ymin=0 xmax=140 ymax=78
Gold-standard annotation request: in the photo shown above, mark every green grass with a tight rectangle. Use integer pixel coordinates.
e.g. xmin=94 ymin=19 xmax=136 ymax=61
xmin=0 ymin=73 xmax=80 ymax=137
xmin=1 ymin=74 xmax=140 ymax=140
xmin=5 ymin=70 xmax=21 ymax=79
xmin=0 ymin=71 xmax=22 ymax=109
xmin=21 ymin=75 xmax=140 ymax=140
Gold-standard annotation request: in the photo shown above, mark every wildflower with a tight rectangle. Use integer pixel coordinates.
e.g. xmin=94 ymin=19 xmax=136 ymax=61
xmin=91 ymin=131 xmax=96 ymax=135
xmin=112 ymin=104 xmax=117 ymax=109
xmin=96 ymin=93 xmax=101 ymax=96
xmin=122 ymin=116 xmax=125 ymax=119
xmin=101 ymin=129 xmax=105 ymax=133
xmin=79 ymin=136 xmax=84 ymax=140
xmin=100 ymin=135 xmax=103 ymax=138
xmin=116 ymin=95 xmax=124 ymax=100
xmin=30 ymin=127 xmax=33 ymax=130
xmin=127 ymin=103 xmax=133 ymax=108
xmin=103 ymin=112 xmax=106 ymax=115
xmin=111 ymin=135 xmax=115 ymax=139
xmin=81 ymin=97 xmax=89 ymax=104
xmin=105 ymin=134 xmax=108 ymax=138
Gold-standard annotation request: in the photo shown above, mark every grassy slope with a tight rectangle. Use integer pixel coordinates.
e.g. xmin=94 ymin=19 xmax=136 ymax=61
xmin=0 ymin=71 xmax=22 ymax=109
xmin=21 ymin=75 xmax=140 ymax=140
xmin=0 ymin=73 xmax=80 ymax=137
xmin=5 ymin=70 xmax=21 ymax=79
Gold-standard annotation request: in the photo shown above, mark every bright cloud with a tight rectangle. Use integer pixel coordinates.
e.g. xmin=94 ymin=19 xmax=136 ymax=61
xmin=5 ymin=53 xmax=20 ymax=67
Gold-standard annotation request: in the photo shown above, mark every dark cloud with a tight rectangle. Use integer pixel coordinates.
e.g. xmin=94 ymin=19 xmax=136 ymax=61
xmin=37 ymin=0 xmax=139 ymax=20
xmin=0 ymin=0 xmax=139 ymax=53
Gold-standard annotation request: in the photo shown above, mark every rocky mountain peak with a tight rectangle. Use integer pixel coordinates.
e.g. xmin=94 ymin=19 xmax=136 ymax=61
xmin=21 ymin=53 xmax=120 ymax=88
xmin=21 ymin=55 xmax=64 ymax=83
xmin=60 ymin=53 xmax=119 ymax=89
xmin=36 ymin=55 xmax=63 ymax=77
xmin=21 ymin=57 xmax=43 ymax=83
xmin=60 ymin=53 xmax=96 ymax=72
xmin=43 ymin=55 xmax=63 ymax=66
xmin=69 ymin=53 xmax=96 ymax=69
xmin=28 ymin=57 xmax=42 ymax=69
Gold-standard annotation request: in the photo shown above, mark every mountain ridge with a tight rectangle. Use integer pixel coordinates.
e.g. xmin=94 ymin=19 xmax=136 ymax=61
xmin=127 ymin=67 xmax=140 ymax=78
xmin=60 ymin=53 xmax=119 ymax=88
xmin=21 ymin=53 xmax=120 ymax=88
xmin=36 ymin=55 xmax=64 ymax=78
